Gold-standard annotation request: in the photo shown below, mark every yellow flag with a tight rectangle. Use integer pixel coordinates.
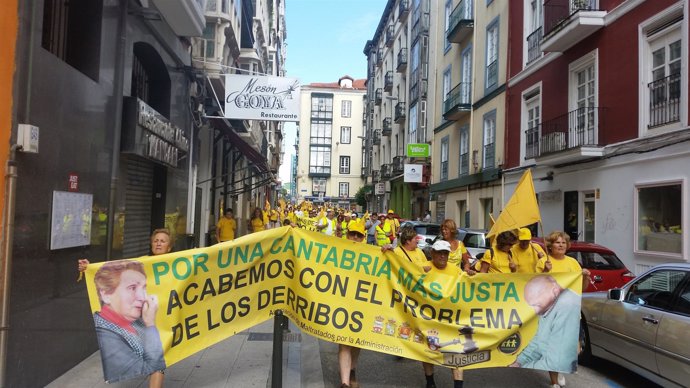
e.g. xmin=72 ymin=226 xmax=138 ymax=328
xmin=487 ymin=169 xmax=541 ymax=238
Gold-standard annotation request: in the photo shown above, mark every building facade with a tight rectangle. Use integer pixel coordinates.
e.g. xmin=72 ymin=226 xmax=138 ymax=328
xmin=428 ymin=0 xmax=508 ymax=228
xmin=295 ymin=77 xmax=366 ymax=208
xmin=9 ymin=1 xmax=204 ymax=385
xmin=192 ymin=0 xmax=287 ymax=242
xmin=505 ymin=0 xmax=689 ymax=272
xmin=364 ymin=0 xmax=431 ymax=219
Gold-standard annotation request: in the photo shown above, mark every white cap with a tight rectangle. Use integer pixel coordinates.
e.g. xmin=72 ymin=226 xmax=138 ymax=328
xmin=431 ymin=240 xmax=451 ymax=252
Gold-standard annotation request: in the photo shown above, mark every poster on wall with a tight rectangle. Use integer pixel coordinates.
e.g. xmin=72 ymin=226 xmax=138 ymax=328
xmin=224 ymin=74 xmax=301 ymax=121
xmin=50 ymin=191 xmax=93 ymax=250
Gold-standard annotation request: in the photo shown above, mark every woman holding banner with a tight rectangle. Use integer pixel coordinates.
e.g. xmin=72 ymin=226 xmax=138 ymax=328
xmin=478 ymin=231 xmax=518 ymax=273
xmin=78 ymin=228 xmax=172 ymax=387
xmin=535 ymin=231 xmax=591 ymax=388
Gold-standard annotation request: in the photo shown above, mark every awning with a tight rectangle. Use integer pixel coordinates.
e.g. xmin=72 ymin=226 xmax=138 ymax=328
xmin=202 ymin=74 xmax=271 ymax=174
xmin=209 ymin=113 xmax=270 ymax=174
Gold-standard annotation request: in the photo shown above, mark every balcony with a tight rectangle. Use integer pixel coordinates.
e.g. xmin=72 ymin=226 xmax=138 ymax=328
xmin=377 ymin=48 xmax=383 ymax=66
xmin=361 ymin=165 xmax=368 ymax=178
xmin=542 ymin=0 xmax=606 ymax=52
xmin=648 ymin=72 xmax=680 ymax=128
xmin=381 ymin=164 xmax=392 ymax=180
xmin=447 ymin=0 xmax=474 ymax=44
xmin=362 ymin=111 xmax=367 ymax=123
xmin=372 ymin=169 xmax=381 ymax=182
xmin=398 ymin=0 xmax=410 ymax=21
xmin=393 ymin=155 xmax=406 ymax=175
xmin=394 ymin=101 xmax=406 ymax=123
xmin=526 ymin=27 xmax=543 ymax=65
xmin=536 ymin=106 xmax=605 ymax=166
xmin=459 ymin=152 xmax=469 ymax=176
xmin=373 ymin=129 xmax=382 ymax=145
xmin=384 ymin=71 xmax=394 ymax=92
xmin=382 ymin=117 xmax=392 ymax=136
xmin=443 ymin=82 xmax=472 ymax=120
xmin=385 ymin=25 xmax=395 ymax=47
xmin=152 ymin=0 xmax=205 ymax=36
xmin=375 ymin=88 xmax=383 ymax=105
xmin=396 ymin=48 xmax=408 ymax=73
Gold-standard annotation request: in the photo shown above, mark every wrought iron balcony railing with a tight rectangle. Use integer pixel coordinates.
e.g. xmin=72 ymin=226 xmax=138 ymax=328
xmin=526 ymin=26 xmax=543 ymax=64
xmin=394 ymin=101 xmax=406 ymax=123
xmin=648 ymin=72 xmax=680 ymax=128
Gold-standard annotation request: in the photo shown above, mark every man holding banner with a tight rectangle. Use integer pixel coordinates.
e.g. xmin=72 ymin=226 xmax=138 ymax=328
xmin=422 ymin=240 xmax=465 ymax=388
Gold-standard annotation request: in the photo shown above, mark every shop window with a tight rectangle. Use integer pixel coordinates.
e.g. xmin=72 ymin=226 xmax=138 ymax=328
xmin=637 ymin=183 xmax=682 ymax=255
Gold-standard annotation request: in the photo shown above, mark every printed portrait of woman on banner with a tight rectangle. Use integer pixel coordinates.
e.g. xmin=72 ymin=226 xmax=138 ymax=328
xmin=92 ymin=259 xmax=166 ymax=383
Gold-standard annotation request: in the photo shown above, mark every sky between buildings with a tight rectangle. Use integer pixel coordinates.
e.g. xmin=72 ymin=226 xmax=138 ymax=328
xmin=279 ymin=0 xmax=387 ymax=184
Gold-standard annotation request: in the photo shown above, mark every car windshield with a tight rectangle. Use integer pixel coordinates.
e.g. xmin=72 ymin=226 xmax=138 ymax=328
xmin=569 ymin=251 xmax=625 ymax=270
xmin=415 ymin=225 xmax=440 ymax=236
xmin=464 ymin=233 xmax=490 ymax=249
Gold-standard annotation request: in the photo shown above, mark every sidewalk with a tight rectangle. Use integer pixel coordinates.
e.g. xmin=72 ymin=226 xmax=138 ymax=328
xmin=47 ymin=320 xmax=325 ymax=388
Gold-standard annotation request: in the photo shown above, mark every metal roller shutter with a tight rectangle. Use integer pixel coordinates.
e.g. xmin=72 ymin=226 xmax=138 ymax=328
xmin=123 ymin=156 xmax=154 ymax=258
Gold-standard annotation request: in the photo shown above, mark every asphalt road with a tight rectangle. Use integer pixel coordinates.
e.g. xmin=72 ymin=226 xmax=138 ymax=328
xmin=318 ymin=340 xmax=662 ymax=388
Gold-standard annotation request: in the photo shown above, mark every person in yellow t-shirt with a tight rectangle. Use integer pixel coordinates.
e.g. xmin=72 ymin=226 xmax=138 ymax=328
xmin=511 ymin=228 xmax=545 ymax=273
xmin=385 ymin=226 xmax=430 ymax=271
xmin=440 ymin=219 xmax=471 ymax=271
xmin=249 ymin=208 xmax=266 ymax=233
xmin=338 ymin=218 xmax=368 ymax=388
xmin=386 ymin=210 xmax=399 ymax=240
xmin=535 ymin=230 xmax=591 ymax=388
xmin=479 ymin=231 xmax=519 ymax=273
xmin=422 ymin=239 xmax=465 ymax=388
xmin=216 ymin=208 xmax=237 ymax=242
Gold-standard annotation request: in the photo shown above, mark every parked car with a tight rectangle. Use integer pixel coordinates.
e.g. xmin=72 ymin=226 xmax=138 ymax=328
xmin=398 ymin=221 xmax=441 ymax=251
xmin=531 ymin=238 xmax=635 ymax=292
xmin=580 ymin=263 xmax=690 ymax=387
xmin=422 ymin=228 xmax=490 ymax=262
xmin=457 ymin=228 xmax=490 ymax=263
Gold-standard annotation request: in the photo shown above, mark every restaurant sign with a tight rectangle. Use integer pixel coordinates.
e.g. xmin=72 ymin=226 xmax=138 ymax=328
xmin=224 ymin=74 xmax=301 ymax=121
xmin=121 ymin=98 xmax=189 ymax=168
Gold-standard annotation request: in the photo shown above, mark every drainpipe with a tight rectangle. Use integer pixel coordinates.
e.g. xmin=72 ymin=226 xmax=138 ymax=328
xmin=106 ymin=0 xmax=129 ymax=260
xmin=0 ymin=145 xmax=22 ymax=387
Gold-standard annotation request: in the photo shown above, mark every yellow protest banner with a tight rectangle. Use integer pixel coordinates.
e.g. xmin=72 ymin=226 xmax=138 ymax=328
xmin=83 ymin=227 xmax=581 ymax=383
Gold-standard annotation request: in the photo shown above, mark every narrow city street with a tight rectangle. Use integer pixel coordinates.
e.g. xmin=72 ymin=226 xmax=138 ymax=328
xmin=318 ymin=340 xmax=660 ymax=388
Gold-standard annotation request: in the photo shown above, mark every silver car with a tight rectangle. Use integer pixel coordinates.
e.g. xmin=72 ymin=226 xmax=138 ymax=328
xmin=580 ymin=263 xmax=690 ymax=388
xmin=398 ymin=221 xmax=441 ymax=251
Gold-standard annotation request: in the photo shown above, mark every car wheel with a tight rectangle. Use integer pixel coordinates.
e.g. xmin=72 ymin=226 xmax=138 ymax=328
xmin=578 ymin=317 xmax=593 ymax=366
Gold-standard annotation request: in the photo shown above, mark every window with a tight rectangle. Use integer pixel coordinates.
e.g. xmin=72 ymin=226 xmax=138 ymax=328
xmin=525 ymin=0 xmax=543 ymax=65
xmin=41 ymin=0 xmax=103 ymax=80
xmin=481 ymin=198 xmax=494 ymax=229
xmin=409 ymin=103 xmax=418 ymax=143
xmin=571 ymin=59 xmax=596 ymax=147
xmin=443 ymin=67 xmax=452 ymax=103
xmin=444 ymin=0 xmax=452 ymax=51
xmin=440 ymin=136 xmax=449 ymax=181
xmin=624 ymin=269 xmax=687 ymax=310
xmin=410 ymin=40 xmax=420 ymax=72
xmin=523 ymin=86 xmax=541 ymax=161
xmin=485 ymin=18 xmax=499 ymax=91
xmin=202 ymin=23 xmax=216 ymax=58
xmin=310 ymin=94 xmax=333 ymax=147
xmin=483 ymin=110 xmax=496 ymax=169
xmin=339 ymin=183 xmax=349 ymax=198
xmin=340 ymin=126 xmax=351 ymax=144
xmin=647 ymin=26 xmax=682 ymax=129
xmin=459 ymin=126 xmax=469 ymax=176
xmin=309 ymin=146 xmax=331 ymax=175
xmin=311 ymin=94 xmax=333 ymax=119
xmin=636 ymin=183 xmax=682 ymax=255
xmin=339 ymin=156 xmax=350 ymax=174
xmin=461 ymin=45 xmax=473 ymax=103
xmin=671 ymin=280 xmax=690 ymax=316
xmin=312 ymin=178 xmax=327 ymax=196
xmin=341 ymin=100 xmax=352 ymax=118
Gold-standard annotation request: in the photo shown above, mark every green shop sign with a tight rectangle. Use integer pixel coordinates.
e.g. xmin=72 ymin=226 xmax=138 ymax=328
xmin=407 ymin=143 xmax=430 ymax=157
